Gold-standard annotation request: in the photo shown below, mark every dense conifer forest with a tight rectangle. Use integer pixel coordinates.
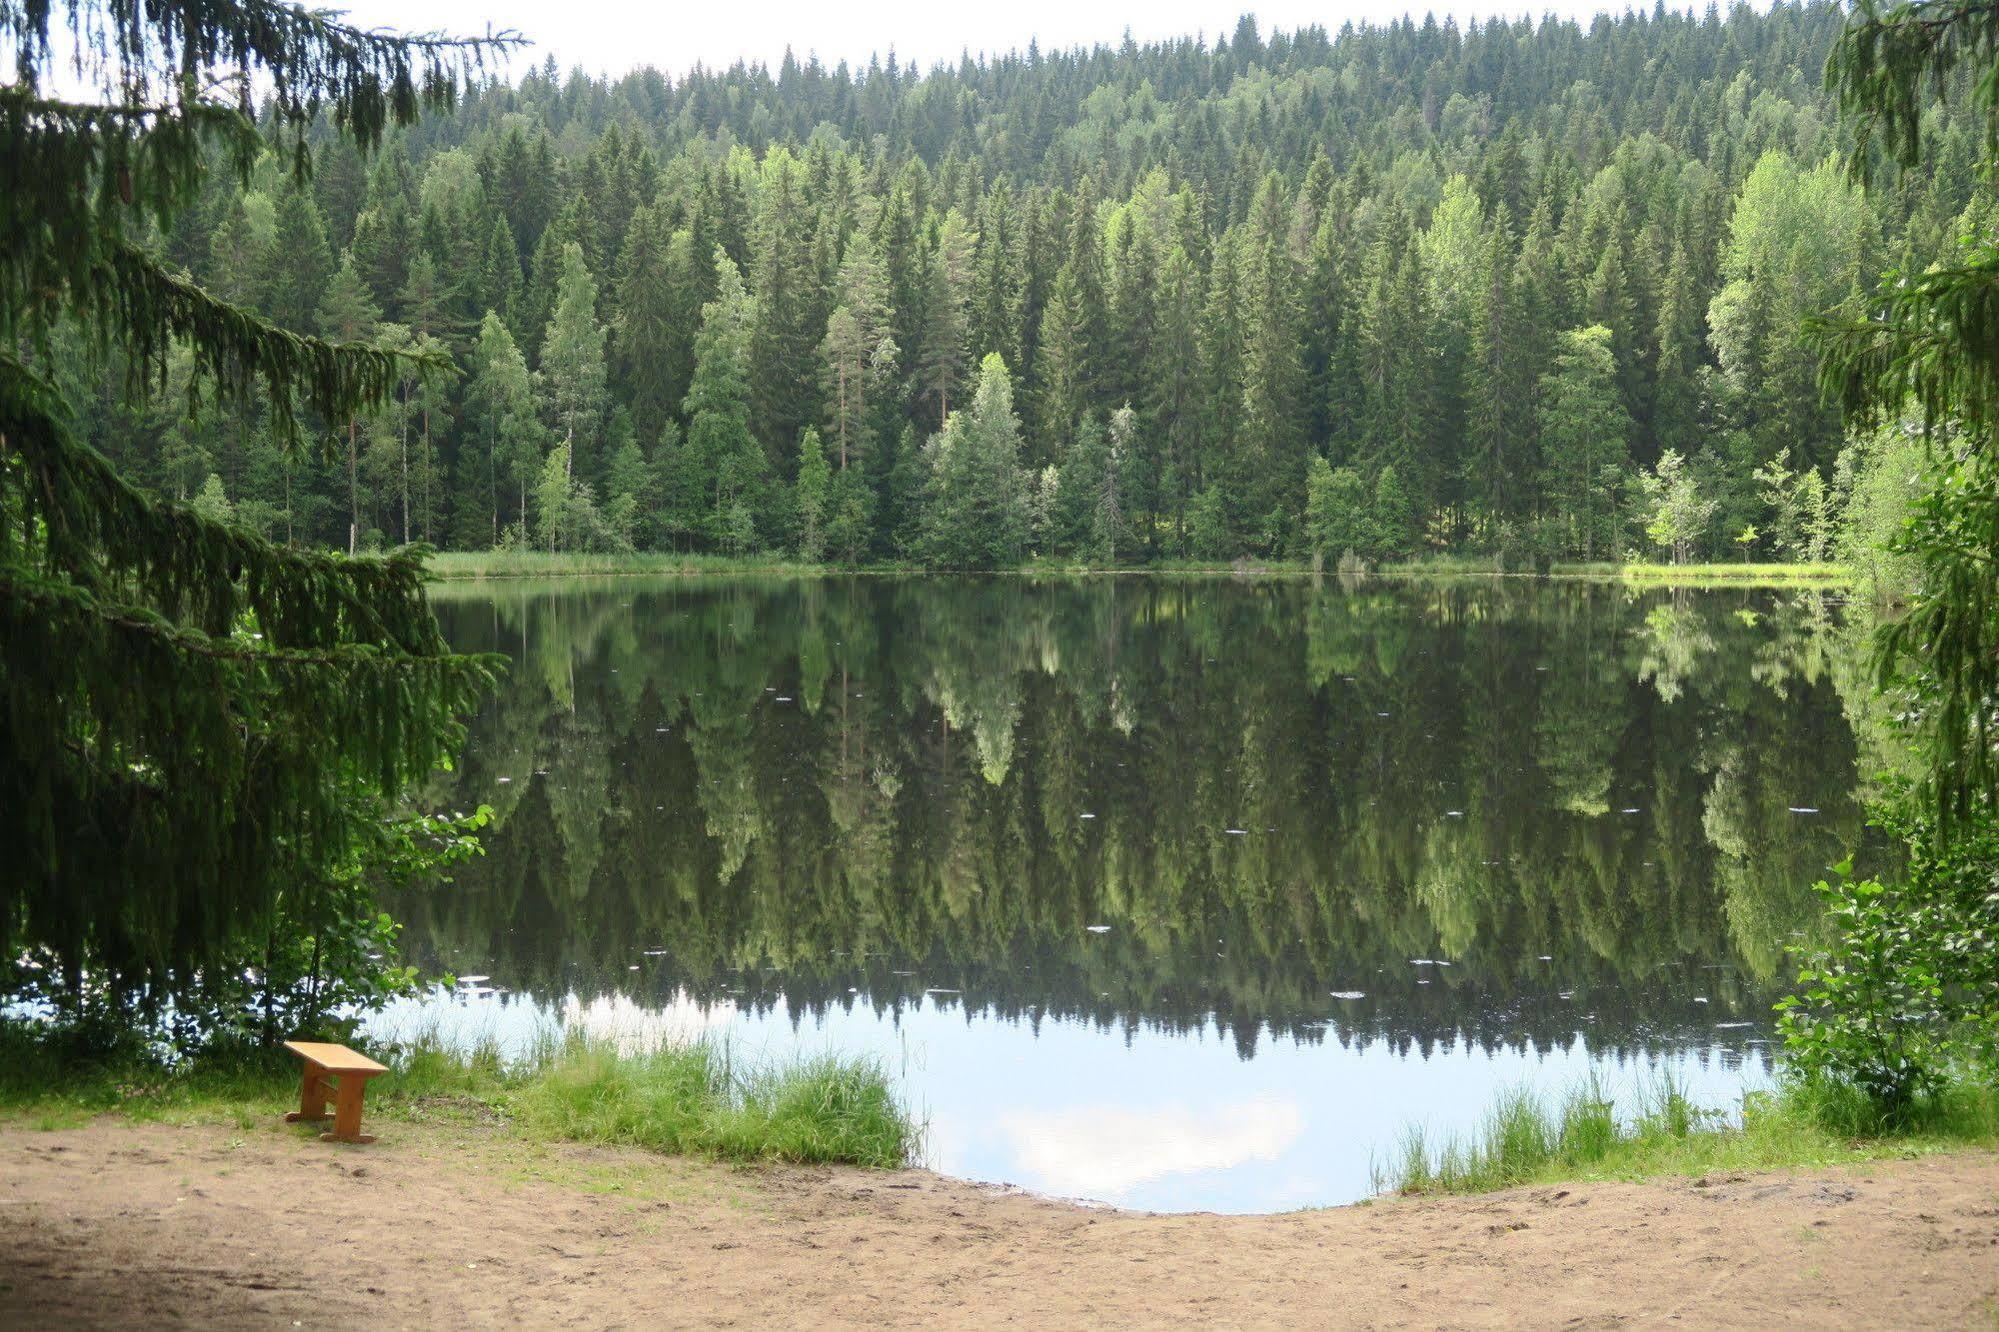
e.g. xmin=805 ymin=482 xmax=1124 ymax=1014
xmin=48 ymin=3 xmax=1979 ymax=564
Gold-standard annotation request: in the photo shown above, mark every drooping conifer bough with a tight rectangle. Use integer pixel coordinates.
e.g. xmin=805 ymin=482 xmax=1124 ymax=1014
xmin=0 ymin=1 xmax=518 ymax=1009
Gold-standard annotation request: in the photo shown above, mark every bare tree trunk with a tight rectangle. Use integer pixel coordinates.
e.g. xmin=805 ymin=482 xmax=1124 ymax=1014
xmin=400 ymin=401 xmax=410 ymax=546
xmin=421 ymin=406 xmax=432 ymax=544
xmin=347 ymin=417 xmax=359 ymax=554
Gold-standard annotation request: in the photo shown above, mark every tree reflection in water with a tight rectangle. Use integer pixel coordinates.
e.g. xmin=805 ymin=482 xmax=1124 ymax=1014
xmin=397 ymin=576 xmax=1891 ymax=1064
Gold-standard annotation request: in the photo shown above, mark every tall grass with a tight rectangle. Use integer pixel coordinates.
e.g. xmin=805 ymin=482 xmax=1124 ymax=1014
xmin=0 ymin=1024 xmax=920 ymax=1169
xmin=425 ymin=550 xmax=841 ymax=580
xmin=1374 ymin=1072 xmax=1999 ymax=1197
xmin=505 ymin=1038 xmax=916 ymax=1167
xmin=1552 ymin=561 xmax=1852 ymax=585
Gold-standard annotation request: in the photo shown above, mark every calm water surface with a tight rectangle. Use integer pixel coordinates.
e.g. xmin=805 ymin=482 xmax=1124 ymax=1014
xmin=376 ymin=575 xmax=1887 ymax=1212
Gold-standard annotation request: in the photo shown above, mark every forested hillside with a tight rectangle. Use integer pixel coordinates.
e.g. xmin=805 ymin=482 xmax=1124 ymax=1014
xmin=57 ymin=3 xmax=1983 ymax=565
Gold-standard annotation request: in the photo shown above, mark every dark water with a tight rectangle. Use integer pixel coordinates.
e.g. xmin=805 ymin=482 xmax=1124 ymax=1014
xmin=378 ymin=575 xmax=1884 ymax=1211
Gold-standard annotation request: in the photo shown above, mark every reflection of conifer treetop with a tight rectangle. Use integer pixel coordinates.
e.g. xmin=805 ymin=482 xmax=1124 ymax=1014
xmin=400 ymin=578 xmax=1892 ymax=1054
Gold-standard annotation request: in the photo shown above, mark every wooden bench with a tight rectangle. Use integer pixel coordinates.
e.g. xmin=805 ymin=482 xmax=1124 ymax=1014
xmin=282 ymin=1041 xmax=388 ymax=1144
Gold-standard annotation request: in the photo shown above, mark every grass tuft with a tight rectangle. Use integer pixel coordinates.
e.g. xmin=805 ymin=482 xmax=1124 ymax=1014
xmin=1375 ymin=1071 xmax=1999 ymax=1197
xmin=0 ymin=1023 xmax=920 ymax=1169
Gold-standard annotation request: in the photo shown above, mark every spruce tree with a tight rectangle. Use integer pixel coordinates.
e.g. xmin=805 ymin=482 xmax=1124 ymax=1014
xmin=748 ymin=151 xmax=822 ymax=467
xmin=1537 ymin=325 xmax=1634 ymax=560
xmin=819 ymin=233 xmax=896 ymax=472
xmin=683 ymin=251 xmax=767 ymax=548
xmin=613 ymin=204 xmax=680 ymax=446
xmin=0 ymin=0 xmax=508 ymax=1024
xmin=794 ymin=427 xmax=832 ymax=561
xmin=921 ymin=353 xmax=1028 ymax=568
xmin=916 ymin=213 xmax=975 ymax=428
xmin=465 ymin=312 xmax=545 ymax=545
xmin=540 ymin=242 xmax=610 ymax=484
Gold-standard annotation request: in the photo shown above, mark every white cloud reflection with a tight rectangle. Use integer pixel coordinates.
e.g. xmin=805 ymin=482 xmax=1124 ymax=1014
xmin=998 ymin=1097 xmax=1304 ymax=1200
xmin=560 ymin=990 xmax=738 ymax=1055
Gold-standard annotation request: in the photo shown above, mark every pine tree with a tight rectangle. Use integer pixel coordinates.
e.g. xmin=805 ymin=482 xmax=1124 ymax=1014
xmin=820 ymin=233 xmax=896 ymax=472
xmin=1147 ymin=238 xmax=1208 ymax=554
xmin=1034 ymin=268 xmax=1089 ymax=455
xmin=1236 ymin=175 xmax=1308 ymax=549
xmin=602 ymin=430 xmax=654 ymax=551
xmin=260 ymin=180 xmax=334 ymax=323
xmin=1468 ymin=213 xmax=1530 ymax=528
xmin=1652 ymin=240 xmax=1707 ymax=461
xmin=970 ymin=182 xmax=1026 ymax=375
xmin=349 ymin=142 xmax=419 ymax=312
xmin=514 ymin=197 xmax=589 ymax=362
xmin=317 ymin=253 xmax=383 ymax=553
xmin=916 ymin=213 xmax=974 ymax=429
xmin=1371 ymin=463 xmax=1421 ymax=558
xmin=481 ymin=215 xmax=524 ymax=339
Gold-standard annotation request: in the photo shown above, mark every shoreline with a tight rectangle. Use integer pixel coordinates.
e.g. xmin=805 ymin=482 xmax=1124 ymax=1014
xmin=425 ymin=550 xmax=1853 ymax=588
xmin=4 ymin=1116 xmax=1993 ymax=1325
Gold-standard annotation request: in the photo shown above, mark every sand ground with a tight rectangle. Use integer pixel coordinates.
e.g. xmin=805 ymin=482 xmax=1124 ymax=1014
xmin=2 ymin=1117 xmax=1996 ymax=1328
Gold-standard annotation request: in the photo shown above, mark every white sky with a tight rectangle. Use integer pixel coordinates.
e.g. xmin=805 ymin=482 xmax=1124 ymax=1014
xmin=330 ymin=1 xmax=1657 ymax=82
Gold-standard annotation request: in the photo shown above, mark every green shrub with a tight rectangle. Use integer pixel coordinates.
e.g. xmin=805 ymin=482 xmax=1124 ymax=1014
xmin=1778 ymin=800 xmax=1999 ymax=1115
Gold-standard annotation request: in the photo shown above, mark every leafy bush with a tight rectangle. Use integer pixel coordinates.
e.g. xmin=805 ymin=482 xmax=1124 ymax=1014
xmin=1778 ymin=801 xmax=1999 ymax=1114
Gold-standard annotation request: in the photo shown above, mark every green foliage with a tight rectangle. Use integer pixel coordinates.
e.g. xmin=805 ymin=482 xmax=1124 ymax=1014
xmin=683 ymin=250 xmax=767 ymax=550
xmin=0 ymin=1025 xmax=917 ymax=1170
xmin=1537 ymin=325 xmax=1631 ymax=561
xmin=0 ymin=1 xmax=508 ymax=1037
xmin=190 ymin=471 xmax=233 ymax=522
xmin=793 ymin=427 xmax=831 ymax=561
xmin=1370 ymin=463 xmax=1421 ymax=558
xmin=512 ymin=1039 xmax=916 ymax=1168
xmin=1091 ymin=405 xmax=1136 ymax=564
xmin=540 ymin=242 xmax=609 ymax=478
xmin=919 ymin=353 xmax=1029 ymax=569
xmin=1834 ymin=428 xmax=1924 ymax=599
xmin=1786 ymin=0 xmax=1999 ymax=1118
xmin=602 ymin=435 xmax=654 ymax=551
xmin=24 ymin=7 xmax=1953 ymax=571
xmin=1304 ymin=456 xmax=1370 ymax=562
xmin=1377 ymin=1070 xmax=1999 ymax=1196
xmin=1708 ymin=153 xmax=1873 ymax=475
xmin=1637 ymin=449 xmax=1718 ymax=565
xmin=1812 ymin=0 xmax=1999 ymax=838
xmin=1779 ymin=804 xmax=1999 ymax=1110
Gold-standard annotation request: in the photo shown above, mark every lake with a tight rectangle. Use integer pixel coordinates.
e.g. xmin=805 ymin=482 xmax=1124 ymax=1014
xmin=376 ymin=575 xmax=1888 ymax=1212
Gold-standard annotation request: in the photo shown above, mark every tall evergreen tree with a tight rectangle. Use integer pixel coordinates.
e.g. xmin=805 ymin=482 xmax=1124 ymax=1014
xmin=0 ymin=0 xmax=503 ymax=1024
xmin=684 ymin=251 xmax=767 ymax=548
xmin=1538 ymin=325 xmax=1634 ymax=560
xmin=540 ymin=242 xmax=610 ymax=484
xmin=921 ymin=353 xmax=1029 ymax=568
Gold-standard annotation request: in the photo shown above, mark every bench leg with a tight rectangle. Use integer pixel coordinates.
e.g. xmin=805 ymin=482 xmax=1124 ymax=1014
xmin=319 ymin=1074 xmax=375 ymax=1145
xmin=284 ymin=1066 xmax=330 ymax=1124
